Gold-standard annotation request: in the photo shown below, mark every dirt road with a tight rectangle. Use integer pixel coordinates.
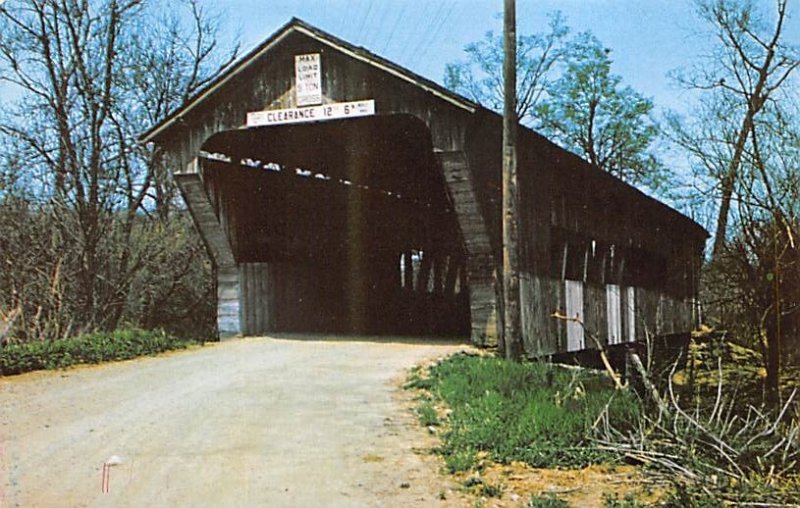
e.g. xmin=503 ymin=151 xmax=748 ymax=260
xmin=1 ymin=336 xmax=471 ymax=507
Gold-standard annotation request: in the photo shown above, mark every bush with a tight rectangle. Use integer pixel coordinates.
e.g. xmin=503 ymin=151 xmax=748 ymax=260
xmin=0 ymin=328 xmax=192 ymax=375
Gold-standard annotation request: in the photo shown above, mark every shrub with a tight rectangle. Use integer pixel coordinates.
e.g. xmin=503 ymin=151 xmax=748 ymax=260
xmin=0 ymin=328 xmax=191 ymax=375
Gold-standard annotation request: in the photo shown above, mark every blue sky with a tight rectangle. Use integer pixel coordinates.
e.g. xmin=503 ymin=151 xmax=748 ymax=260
xmin=3 ymin=1 xmax=795 ymax=119
xmin=221 ymin=0 xmax=726 ymax=117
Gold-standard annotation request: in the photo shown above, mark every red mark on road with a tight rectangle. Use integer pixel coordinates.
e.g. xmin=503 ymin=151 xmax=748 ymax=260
xmin=101 ymin=462 xmax=111 ymax=493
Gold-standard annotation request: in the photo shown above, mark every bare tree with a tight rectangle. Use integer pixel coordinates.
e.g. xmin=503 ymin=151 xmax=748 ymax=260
xmin=0 ymin=0 xmax=237 ymax=339
xmin=668 ymin=0 xmax=799 ymax=395
xmin=673 ymin=0 xmax=799 ymax=258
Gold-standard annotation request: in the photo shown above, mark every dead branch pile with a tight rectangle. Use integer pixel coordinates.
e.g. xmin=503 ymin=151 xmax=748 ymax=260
xmin=593 ymin=353 xmax=800 ymax=504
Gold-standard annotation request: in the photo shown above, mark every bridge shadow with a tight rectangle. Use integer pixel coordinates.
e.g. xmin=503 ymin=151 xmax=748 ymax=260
xmin=254 ymin=333 xmax=471 ymax=347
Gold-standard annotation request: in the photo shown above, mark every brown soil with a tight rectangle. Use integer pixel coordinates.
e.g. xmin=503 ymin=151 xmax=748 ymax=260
xmin=449 ymin=460 xmax=663 ymax=507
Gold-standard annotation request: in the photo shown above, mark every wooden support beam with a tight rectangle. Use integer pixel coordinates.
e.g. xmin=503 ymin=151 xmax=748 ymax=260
xmin=403 ymin=250 xmax=414 ymax=290
xmin=436 ymin=151 xmax=499 ymax=346
xmin=175 ymin=165 xmax=240 ymax=338
xmin=444 ymin=256 xmax=460 ymax=297
xmin=416 ymin=251 xmax=433 ymax=293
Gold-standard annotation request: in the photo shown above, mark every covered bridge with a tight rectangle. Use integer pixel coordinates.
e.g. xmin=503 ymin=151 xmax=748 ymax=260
xmin=140 ymin=18 xmax=707 ymax=358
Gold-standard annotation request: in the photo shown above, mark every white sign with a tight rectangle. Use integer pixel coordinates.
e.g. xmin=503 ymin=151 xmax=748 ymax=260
xmin=247 ymin=100 xmax=376 ymax=127
xmin=295 ymin=53 xmax=322 ymax=106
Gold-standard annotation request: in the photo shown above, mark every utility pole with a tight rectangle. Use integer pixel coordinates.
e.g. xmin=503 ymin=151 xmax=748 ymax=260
xmin=502 ymin=0 xmax=522 ymax=360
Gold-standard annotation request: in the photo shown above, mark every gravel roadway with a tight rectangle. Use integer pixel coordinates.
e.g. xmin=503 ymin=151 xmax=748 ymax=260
xmin=0 ymin=336 xmax=472 ymax=507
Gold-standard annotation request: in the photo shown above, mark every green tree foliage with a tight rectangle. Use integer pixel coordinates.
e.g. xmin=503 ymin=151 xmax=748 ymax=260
xmin=535 ymin=33 xmax=663 ymax=189
xmin=444 ymin=13 xmax=663 ymax=189
xmin=0 ymin=0 xmax=236 ymax=341
xmin=444 ymin=12 xmax=569 ymax=121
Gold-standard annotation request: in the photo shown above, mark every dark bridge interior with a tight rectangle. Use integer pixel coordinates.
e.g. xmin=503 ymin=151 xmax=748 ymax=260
xmin=200 ymin=114 xmax=470 ymax=336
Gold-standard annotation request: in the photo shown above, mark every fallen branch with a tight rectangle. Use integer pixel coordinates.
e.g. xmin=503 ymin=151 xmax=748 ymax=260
xmin=551 ymin=311 xmax=624 ymax=390
xmin=629 ymin=350 xmax=669 ymax=416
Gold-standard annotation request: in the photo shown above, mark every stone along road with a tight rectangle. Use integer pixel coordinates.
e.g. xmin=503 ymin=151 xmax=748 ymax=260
xmin=1 ymin=336 xmax=472 ymax=507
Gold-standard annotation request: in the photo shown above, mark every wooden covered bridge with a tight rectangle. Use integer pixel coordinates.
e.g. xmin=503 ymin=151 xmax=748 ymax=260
xmin=141 ymin=18 xmax=707 ymax=358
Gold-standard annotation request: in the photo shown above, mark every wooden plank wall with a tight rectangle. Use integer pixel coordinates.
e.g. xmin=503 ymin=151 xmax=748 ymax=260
xmin=565 ymin=280 xmax=585 ymax=351
xmin=583 ymin=284 xmax=606 ymax=350
xmin=520 ymin=274 xmax=563 ymax=356
xmin=520 ymin=274 xmax=697 ymax=358
xmin=239 ymin=263 xmax=273 ymax=335
xmin=217 ymin=266 xmax=240 ymax=337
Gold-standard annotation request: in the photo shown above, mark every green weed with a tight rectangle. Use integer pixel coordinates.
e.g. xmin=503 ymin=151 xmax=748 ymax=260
xmin=528 ymin=494 xmax=569 ymax=507
xmin=603 ymin=492 xmax=650 ymax=507
xmin=417 ymin=401 xmax=439 ymax=426
xmin=478 ymin=481 xmax=503 ymax=498
xmin=415 ymin=353 xmax=639 ymax=470
xmin=444 ymin=448 xmax=477 ymax=473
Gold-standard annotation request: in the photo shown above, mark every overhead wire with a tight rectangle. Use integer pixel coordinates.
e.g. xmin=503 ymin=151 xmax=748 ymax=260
xmin=337 ymin=0 xmax=355 ymax=39
xmin=382 ymin=0 xmax=413 ymax=58
xmin=403 ymin=0 xmax=448 ymax=64
xmin=415 ymin=0 xmax=457 ymax=76
xmin=367 ymin=0 xmax=393 ymax=52
xmin=398 ymin=1 xmax=436 ymax=62
xmin=355 ymin=0 xmax=376 ymax=44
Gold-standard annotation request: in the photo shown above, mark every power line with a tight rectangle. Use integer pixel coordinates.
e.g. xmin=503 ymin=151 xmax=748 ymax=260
xmin=337 ymin=0 xmax=355 ymax=39
xmin=382 ymin=1 xmax=410 ymax=56
xmin=405 ymin=0 xmax=448 ymax=64
xmin=356 ymin=0 xmax=376 ymax=44
xmin=416 ymin=0 xmax=457 ymax=75
xmin=367 ymin=0 xmax=393 ymax=52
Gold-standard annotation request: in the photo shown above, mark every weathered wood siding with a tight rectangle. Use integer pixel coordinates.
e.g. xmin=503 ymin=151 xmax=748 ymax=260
xmin=154 ymin=29 xmax=495 ymax=342
xmin=238 ymin=263 xmax=273 ymax=334
xmin=520 ymin=276 xmax=699 ymax=357
xmin=217 ymin=266 xmax=240 ymax=337
xmin=148 ymin=20 xmax=706 ymax=348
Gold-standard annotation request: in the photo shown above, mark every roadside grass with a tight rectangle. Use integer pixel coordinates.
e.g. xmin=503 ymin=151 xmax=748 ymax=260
xmin=406 ymin=352 xmax=640 ymax=473
xmin=410 ymin=344 xmax=800 ymax=506
xmin=0 ymin=327 xmax=197 ymax=375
